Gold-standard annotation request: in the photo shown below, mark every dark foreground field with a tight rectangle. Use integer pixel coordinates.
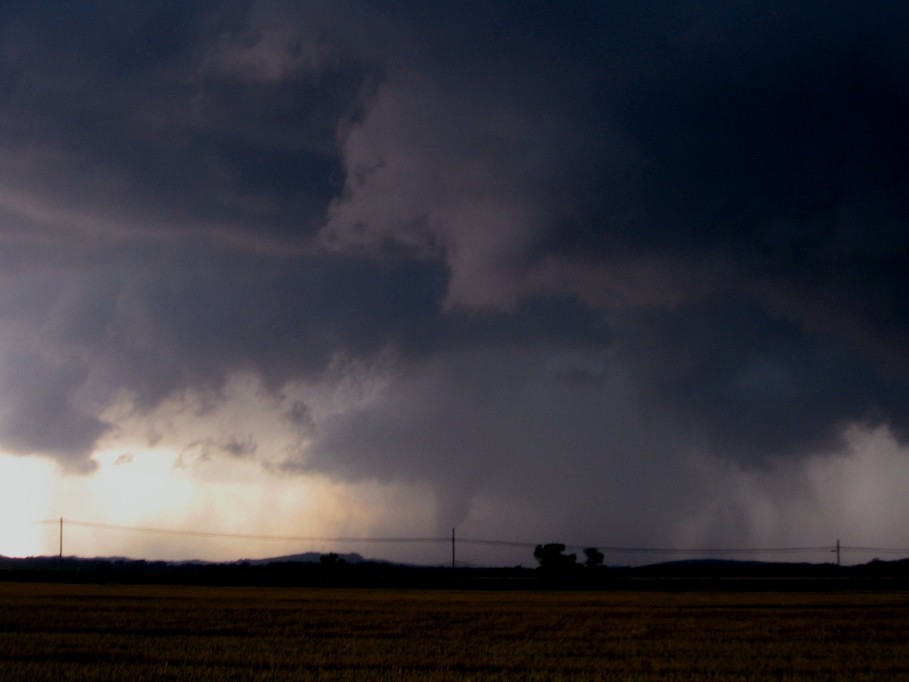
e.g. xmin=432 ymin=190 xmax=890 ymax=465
xmin=0 ymin=583 xmax=907 ymax=681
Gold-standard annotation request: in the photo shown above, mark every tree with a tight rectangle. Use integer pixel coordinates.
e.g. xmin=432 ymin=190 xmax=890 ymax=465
xmin=583 ymin=547 xmax=605 ymax=569
xmin=320 ymin=552 xmax=347 ymax=568
xmin=533 ymin=543 xmax=578 ymax=574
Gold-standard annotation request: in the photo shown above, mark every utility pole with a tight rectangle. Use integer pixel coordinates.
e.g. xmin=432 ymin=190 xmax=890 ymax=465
xmin=836 ymin=539 xmax=840 ymax=567
xmin=59 ymin=517 xmax=63 ymax=570
xmin=451 ymin=527 xmax=456 ymax=572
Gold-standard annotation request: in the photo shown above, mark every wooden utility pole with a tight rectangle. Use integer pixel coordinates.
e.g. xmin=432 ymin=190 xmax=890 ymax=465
xmin=59 ymin=517 xmax=63 ymax=570
xmin=836 ymin=539 xmax=840 ymax=567
xmin=451 ymin=527 xmax=456 ymax=572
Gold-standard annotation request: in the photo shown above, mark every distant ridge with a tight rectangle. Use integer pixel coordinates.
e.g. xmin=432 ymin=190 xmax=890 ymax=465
xmin=639 ymin=558 xmax=816 ymax=569
xmin=3 ymin=554 xmax=909 ymax=589
xmin=627 ymin=557 xmax=909 ymax=579
xmin=235 ymin=552 xmax=372 ymax=566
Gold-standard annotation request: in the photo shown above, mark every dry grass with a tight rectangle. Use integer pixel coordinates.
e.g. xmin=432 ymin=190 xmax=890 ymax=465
xmin=0 ymin=583 xmax=907 ymax=680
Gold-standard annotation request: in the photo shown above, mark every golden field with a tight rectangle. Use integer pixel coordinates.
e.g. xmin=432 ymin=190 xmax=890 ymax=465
xmin=0 ymin=582 xmax=907 ymax=680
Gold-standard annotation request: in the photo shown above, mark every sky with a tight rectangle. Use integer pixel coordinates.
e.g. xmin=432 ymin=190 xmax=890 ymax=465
xmin=1 ymin=1 xmax=909 ymax=567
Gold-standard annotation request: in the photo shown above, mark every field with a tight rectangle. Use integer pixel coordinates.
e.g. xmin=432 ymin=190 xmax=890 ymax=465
xmin=0 ymin=583 xmax=908 ymax=680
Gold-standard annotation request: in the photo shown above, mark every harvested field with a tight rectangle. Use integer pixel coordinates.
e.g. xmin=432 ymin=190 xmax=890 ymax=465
xmin=0 ymin=583 xmax=907 ymax=680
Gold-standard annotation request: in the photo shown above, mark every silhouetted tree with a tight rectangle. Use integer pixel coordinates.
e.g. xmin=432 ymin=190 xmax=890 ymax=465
xmin=320 ymin=553 xmax=347 ymax=568
xmin=533 ymin=543 xmax=578 ymax=574
xmin=583 ymin=547 xmax=605 ymax=569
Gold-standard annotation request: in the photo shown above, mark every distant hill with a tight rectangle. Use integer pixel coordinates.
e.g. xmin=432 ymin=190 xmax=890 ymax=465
xmin=624 ymin=556 xmax=909 ymax=579
xmin=3 ymin=553 xmax=909 ymax=588
xmin=0 ymin=551 xmax=380 ymax=569
xmin=639 ymin=558 xmax=819 ymax=570
xmin=236 ymin=552 xmax=371 ymax=566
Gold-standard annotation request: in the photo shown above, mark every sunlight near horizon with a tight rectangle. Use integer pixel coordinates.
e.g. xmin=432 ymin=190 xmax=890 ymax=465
xmin=0 ymin=449 xmax=195 ymax=558
xmin=0 ymin=443 xmax=441 ymax=563
xmin=84 ymin=449 xmax=195 ymax=523
xmin=0 ymin=454 xmax=55 ymax=557
xmin=5 ymin=429 xmax=909 ymax=567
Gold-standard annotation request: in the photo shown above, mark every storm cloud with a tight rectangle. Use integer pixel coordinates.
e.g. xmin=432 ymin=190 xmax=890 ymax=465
xmin=1 ymin=1 xmax=907 ymax=552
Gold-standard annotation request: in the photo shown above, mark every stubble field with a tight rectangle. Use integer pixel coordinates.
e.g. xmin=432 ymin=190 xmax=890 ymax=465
xmin=0 ymin=582 xmax=907 ymax=680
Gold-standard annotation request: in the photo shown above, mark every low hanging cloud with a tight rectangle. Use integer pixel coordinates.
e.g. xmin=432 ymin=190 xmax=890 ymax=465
xmin=0 ymin=1 xmax=907 ymax=548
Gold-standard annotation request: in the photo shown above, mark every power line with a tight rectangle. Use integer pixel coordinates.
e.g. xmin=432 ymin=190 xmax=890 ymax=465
xmin=457 ymin=537 xmax=856 ymax=555
xmin=457 ymin=537 xmax=833 ymax=554
xmin=32 ymin=519 xmax=909 ymax=558
xmin=837 ymin=546 xmax=909 ymax=555
xmin=36 ymin=519 xmax=448 ymax=545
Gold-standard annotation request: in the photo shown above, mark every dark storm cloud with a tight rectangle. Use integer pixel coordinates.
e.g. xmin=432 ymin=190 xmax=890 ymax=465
xmin=614 ymin=300 xmax=906 ymax=462
xmin=299 ymin=344 xmax=706 ymax=538
xmin=0 ymin=0 xmax=907 ymax=546
xmin=309 ymin=1 xmax=909 ymax=523
xmin=0 ymin=0 xmax=367 ymax=251
xmin=0 ymin=251 xmax=448 ymax=464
